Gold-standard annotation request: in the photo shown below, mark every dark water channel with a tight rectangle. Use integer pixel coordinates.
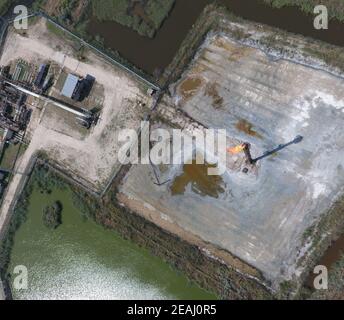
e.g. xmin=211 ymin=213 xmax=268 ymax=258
xmin=87 ymin=0 xmax=344 ymax=74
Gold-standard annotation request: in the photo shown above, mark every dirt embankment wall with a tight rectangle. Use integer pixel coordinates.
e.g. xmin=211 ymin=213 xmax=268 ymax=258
xmin=99 ymin=200 xmax=273 ymax=299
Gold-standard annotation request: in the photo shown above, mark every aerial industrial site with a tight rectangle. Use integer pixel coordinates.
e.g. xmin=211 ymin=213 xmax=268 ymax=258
xmin=0 ymin=0 xmax=344 ymax=303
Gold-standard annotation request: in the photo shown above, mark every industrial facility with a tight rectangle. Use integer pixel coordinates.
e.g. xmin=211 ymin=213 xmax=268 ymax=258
xmin=0 ymin=72 xmax=31 ymax=140
xmin=0 ymin=58 xmax=99 ymax=202
xmin=0 ymin=59 xmax=97 ymax=131
xmin=34 ymin=63 xmax=52 ymax=92
xmin=61 ymin=73 xmax=95 ymax=102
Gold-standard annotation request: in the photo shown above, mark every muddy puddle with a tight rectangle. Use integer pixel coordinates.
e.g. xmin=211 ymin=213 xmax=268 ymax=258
xmin=307 ymin=234 xmax=344 ymax=289
xmin=171 ymin=161 xmax=225 ymax=198
xmin=179 ymin=76 xmax=204 ymax=100
xmin=215 ymin=39 xmax=254 ymax=63
xmin=318 ymin=235 xmax=344 ymax=270
xmin=205 ymin=82 xmax=223 ymax=108
xmin=236 ymin=119 xmax=262 ymax=138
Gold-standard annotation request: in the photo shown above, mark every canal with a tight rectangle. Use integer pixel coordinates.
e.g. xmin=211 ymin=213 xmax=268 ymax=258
xmin=87 ymin=0 xmax=344 ymax=74
xmin=8 ymin=186 xmax=215 ymax=300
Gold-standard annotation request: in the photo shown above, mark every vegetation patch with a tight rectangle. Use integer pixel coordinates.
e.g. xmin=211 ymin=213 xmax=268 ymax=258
xmin=0 ymin=0 xmax=11 ymax=15
xmin=34 ymin=0 xmax=175 ymax=38
xmin=0 ymin=143 xmax=22 ymax=171
xmin=33 ymin=0 xmax=85 ymax=25
xmin=160 ymin=3 xmax=221 ymax=86
xmin=91 ymin=0 xmax=175 ymax=38
xmin=42 ymin=201 xmax=62 ymax=229
xmin=262 ymin=0 xmax=344 ymax=22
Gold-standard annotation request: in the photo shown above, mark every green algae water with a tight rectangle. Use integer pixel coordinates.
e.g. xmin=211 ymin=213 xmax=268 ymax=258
xmin=8 ymin=186 xmax=215 ymax=300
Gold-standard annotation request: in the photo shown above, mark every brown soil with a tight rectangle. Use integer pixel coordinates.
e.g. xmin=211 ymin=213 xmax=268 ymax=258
xmin=205 ymin=82 xmax=224 ymax=108
xmin=236 ymin=119 xmax=262 ymax=138
xmin=72 ymin=0 xmax=89 ymax=23
xmin=171 ymin=161 xmax=225 ymax=198
xmin=179 ymin=76 xmax=204 ymax=100
xmin=43 ymin=0 xmax=62 ymax=16
xmin=132 ymin=2 xmax=154 ymax=28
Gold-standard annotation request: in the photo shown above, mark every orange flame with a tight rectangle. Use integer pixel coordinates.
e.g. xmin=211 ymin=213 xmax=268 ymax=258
xmin=227 ymin=144 xmax=245 ymax=155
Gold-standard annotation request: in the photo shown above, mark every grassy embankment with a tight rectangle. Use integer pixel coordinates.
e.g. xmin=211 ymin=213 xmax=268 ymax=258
xmin=220 ymin=2 xmax=344 ymax=75
xmin=0 ymin=142 xmax=27 ymax=200
xmin=33 ymin=0 xmax=90 ymax=34
xmin=262 ymin=0 xmax=344 ymax=21
xmin=34 ymin=0 xmax=175 ymax=38
xmin=0 ymin=0 xmax=11 ymax=16
xmin=91 ymin=0 xmax=175 ymax=38
xmin=0 ymin=143 xmax=26 ymax=171
xmin=159 ymin=3 xmax=223 ymax=87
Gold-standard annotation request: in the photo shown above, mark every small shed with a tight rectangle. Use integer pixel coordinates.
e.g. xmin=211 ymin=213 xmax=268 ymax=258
xmin=61 ymin=74 xmax=79 ymax=99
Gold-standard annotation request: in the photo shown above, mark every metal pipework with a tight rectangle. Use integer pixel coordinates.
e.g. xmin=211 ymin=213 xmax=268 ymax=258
xmin=243 ymin=142 xmax=254 ymax=165
xmin=4 ymin=81 xmax=92 ymax=119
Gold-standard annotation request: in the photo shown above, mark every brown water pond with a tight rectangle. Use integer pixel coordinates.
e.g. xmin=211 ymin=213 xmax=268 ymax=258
xmin=171 ymin=161 xmax=225 ymax=198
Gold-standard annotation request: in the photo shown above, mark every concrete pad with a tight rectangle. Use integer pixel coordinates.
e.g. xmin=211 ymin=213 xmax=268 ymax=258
xmin=119 ymin=34 xmax=344 ymax=285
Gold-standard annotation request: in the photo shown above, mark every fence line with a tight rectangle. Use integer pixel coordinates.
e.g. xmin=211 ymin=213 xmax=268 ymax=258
xmin=5 ymin=10 xmax=161 ymax=90
xmin=35 ymin=12 xmax=161 ymax=91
